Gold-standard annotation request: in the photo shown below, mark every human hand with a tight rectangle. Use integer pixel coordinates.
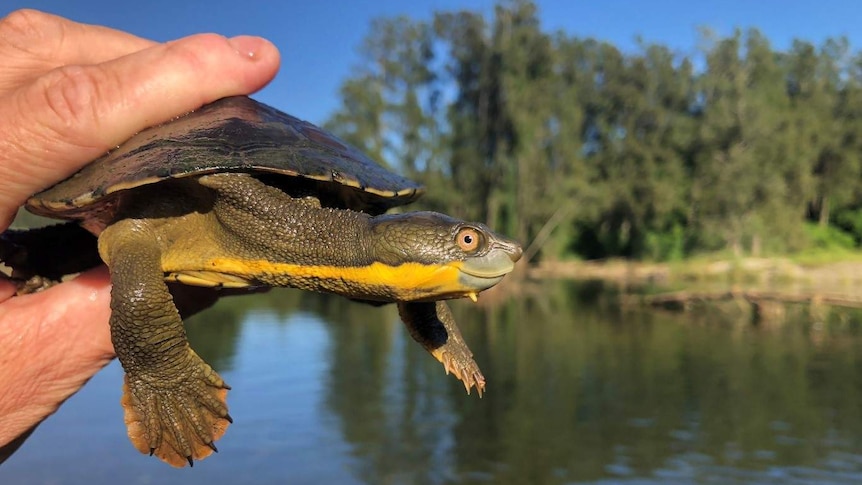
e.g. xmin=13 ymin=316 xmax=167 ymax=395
xmin=0 ymin=9 xmax=280 ymax=458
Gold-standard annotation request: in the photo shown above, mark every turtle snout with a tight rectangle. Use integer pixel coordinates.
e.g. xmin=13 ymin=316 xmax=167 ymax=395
xmin=490 ymin=236 xmax=522 ymax=263
xmin=508 ymin=242 xmax=523 ymax=263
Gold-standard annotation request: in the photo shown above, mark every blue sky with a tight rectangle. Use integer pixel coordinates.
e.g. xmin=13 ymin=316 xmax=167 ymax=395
xmin=4 ymin=1 xmax=862 ymax=124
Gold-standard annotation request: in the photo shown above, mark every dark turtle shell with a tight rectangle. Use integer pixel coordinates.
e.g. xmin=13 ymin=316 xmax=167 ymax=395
xmin=28 ymin=96 xmax=423 ymax=217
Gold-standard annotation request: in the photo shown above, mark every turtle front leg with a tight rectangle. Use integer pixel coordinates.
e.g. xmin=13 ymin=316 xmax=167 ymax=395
xmin=100 ymin=219 xmax=232 ymax=467
xmin=397 ymin=301 xmax=486 ymax=396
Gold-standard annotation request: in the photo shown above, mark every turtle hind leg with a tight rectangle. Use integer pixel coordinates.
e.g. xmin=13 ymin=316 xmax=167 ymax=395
xmin=121 ymin=359 xmax=232 ymax=467
xmin=398 ymin=301 xmax=486 ymax=396
xmin=101 ymin=219 xmax=232 ymax=467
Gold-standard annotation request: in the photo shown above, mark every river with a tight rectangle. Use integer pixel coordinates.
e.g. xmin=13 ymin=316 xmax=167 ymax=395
xmin=4 ymin=280 xmax=862 ymax=484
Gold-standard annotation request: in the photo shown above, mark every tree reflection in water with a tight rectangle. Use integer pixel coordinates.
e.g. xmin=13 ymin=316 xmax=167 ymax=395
xmin=10 ymin=281 xmax=862 ymax=484
xmin=311 ymin=281 xmax=862 ymax=484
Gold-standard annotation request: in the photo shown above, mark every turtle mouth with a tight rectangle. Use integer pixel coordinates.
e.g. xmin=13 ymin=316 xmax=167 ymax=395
xmin=457 ymin=243 xmax=522 ymax=290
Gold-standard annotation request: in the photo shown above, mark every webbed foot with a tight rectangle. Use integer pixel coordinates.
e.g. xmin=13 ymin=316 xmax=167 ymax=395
xmin=121 ymin=356 xmax=231 ymax=468
xmin=398 ymin=301 xmax=486 ymax=396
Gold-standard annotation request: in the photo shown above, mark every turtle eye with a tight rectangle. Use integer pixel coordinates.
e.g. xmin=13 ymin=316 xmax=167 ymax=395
xmin=456 ymin=227 xmax=482 ymax=253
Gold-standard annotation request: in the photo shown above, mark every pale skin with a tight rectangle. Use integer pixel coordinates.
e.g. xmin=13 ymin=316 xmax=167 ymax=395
xmin=0 ymin=9 xmax=280 ymax=460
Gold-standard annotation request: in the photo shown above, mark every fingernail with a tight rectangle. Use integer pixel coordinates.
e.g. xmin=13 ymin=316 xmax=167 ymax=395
xmin=228 ymin=35 xmax=269 ymax=60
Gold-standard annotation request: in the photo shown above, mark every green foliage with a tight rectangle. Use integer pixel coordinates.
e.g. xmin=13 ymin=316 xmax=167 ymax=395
xmin=644 ymin=224 xmax=686 ymax=262
xmin=833 ymin=208 xmax=862 ymax=244
xmin=326 ymin=0 xmax=862 ymax=261
xmin=803 ymin=222 xmax=857 ymax=251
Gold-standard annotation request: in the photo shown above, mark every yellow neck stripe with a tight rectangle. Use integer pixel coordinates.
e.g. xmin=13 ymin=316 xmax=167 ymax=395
xmin=172 ymin=258 xmax=468 ymax=299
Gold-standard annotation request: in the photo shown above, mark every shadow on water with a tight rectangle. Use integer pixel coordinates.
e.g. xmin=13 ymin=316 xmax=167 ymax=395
xmin=6 ymin=280 xmax=862 ymax=484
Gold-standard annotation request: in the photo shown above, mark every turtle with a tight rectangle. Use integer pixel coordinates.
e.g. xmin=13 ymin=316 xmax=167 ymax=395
xmin=0 ymin=96 xmax=522 ymax=468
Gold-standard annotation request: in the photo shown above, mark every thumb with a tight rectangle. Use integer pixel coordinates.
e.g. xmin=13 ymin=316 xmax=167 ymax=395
xmin=0 ymin=33 xmax=280 ymax=229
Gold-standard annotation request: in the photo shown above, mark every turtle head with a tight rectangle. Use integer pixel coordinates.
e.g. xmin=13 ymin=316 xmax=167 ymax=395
xmin=368 ymin=211 xmax=522 ymax=301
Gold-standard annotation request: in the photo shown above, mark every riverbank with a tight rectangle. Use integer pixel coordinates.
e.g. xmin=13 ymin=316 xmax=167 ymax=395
xmin=525 ymin=257 xmax=862 ymax=319
xmin=528 ymin=257 xmax=862 ymax=288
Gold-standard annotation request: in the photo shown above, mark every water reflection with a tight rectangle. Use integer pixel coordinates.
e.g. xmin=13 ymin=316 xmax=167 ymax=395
xmin=5 ymin=281 xmax=862 ymax=484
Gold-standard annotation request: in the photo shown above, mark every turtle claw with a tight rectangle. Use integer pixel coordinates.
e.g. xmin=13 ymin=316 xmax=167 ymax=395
xmin=120 ymin=359 xmax=232 ymax=468
xmin=399 ymin=301 xmax=487 ymax=396
xmin=434 ymin=346 xmax=486 ymax=396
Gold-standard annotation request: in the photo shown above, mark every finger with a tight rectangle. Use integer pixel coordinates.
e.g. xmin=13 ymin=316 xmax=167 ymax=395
xmin=0 ymin=278 xmax=13 ymax=302
xmin=0 ymin=9 xmax=156 ymax=92
xmin=0 ymin=32 xmax=280 ymax=229
xmin=0 ymin=266 xmax=113 ymax=447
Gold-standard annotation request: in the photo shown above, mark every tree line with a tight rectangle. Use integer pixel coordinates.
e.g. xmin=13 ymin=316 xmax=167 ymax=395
xmin=324 ymin=0 xmax=862 ymax=262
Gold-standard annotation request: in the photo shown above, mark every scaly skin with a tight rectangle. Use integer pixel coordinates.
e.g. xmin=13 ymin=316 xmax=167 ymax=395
xmin=398 ymin=301 xmax=486 ymax=396
xmin=76 ymin=173 xmax=519 ymax=467
xmin=2 ymin=92 xmax=521 ymax=468
xmin=100 ymin=218 xmax=231 ymax=468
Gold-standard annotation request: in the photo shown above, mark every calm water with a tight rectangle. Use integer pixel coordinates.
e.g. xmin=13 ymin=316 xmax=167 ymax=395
xmin=5 ymin=281 xmax=862 ymax=484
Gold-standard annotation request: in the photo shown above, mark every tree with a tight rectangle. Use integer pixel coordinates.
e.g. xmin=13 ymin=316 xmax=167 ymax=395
xmin=691 ymin=29 xmax=802 ymax=255
xmin=324 ymin=17 xmax=444 ymax=196
xmin=325 ymin=1 xmax=862 ymax=261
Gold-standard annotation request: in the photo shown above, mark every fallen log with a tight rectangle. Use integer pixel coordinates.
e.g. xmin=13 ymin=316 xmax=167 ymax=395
xmin=643 ymin=290 xmax=862 ymax=310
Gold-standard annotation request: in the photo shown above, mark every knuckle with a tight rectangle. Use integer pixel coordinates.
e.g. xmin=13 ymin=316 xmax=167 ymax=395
xmin=165 ymin=33 xmax=229 ymax=73
xmin=0 ymin=9 xmax=52 ymax=35
xmin=36 ymin=64 xmax=111 ymax=139
xmin=0 ymin=9 xmax=63 ymax=56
